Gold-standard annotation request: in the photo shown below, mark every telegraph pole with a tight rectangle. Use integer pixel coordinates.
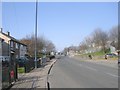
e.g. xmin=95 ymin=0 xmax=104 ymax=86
xmin=35 ymin=0 xmax=38 ymax=69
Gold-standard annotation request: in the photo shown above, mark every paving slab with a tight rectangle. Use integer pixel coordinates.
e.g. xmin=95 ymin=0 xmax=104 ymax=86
xmin=11 ymin=59 xmax=56 ymax=89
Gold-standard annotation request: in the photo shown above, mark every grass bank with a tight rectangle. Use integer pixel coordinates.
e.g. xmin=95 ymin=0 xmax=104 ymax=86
xmin=75 ymin=50 xmax=118 ymax=60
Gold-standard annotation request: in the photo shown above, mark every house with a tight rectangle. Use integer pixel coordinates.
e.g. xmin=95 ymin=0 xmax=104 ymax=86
xmin=0 ymin=38 xmax=3 ymax=90
xmin=0 ymin=38 xmax=4 ymax=56
xmin=0 ymin=28 xmax=27 ymax=59
xmin=0 ymin=28 xmax=27 ymax=88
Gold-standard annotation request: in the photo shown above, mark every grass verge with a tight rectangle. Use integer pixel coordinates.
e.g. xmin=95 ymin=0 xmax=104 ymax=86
xmin=17 ymin=67 xmax=25 ymax=73
xmin=75 ymin=50 xmax=118 ymax=60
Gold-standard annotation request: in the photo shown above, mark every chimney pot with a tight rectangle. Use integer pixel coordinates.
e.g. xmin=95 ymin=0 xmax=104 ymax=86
xmin=7 ymin=31 xmax=10 ymax=36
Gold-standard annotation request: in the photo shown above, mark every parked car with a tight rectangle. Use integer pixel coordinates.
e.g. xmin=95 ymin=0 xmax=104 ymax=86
xmin=17 ymin=57 xmax=29 ymax=67
xmin=49 ymin=55 xmax=55 ymax=60
xmin=106 ymin=53 xmax=117 ymax=58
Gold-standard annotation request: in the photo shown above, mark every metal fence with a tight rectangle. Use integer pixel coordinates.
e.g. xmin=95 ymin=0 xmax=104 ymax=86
xmin=18 ymin=56 xmax=52 ymax=73
xmin=1 ymin=56 xmax=17 ymax=89
xmin=24 ymin=58 xmax=35 ymax=73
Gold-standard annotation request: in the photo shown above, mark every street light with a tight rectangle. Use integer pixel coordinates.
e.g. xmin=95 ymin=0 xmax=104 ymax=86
xmin=34 ymin=0 xmax=38 ymax=69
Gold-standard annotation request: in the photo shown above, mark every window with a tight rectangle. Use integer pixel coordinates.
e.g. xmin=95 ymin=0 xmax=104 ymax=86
xmin=11 ymin=41 xmax=13 ymax=48
xmin=16 ymin=43 xmax=19 ymax=49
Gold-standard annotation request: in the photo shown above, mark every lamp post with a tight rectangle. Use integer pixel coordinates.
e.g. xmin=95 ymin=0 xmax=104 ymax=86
xmin=35 ymin=0 xmax=38 ymax=69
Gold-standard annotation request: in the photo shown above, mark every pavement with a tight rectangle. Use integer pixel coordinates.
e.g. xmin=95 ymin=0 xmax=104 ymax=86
xmin=11 ymin=59 xmax=56 ymax=89
xmin=48 ymin=56 xmax=118 ymax=88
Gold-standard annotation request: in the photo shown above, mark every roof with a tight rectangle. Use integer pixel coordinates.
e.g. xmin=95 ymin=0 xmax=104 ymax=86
xmin=0 ymin=32 xmax=27 ymax=46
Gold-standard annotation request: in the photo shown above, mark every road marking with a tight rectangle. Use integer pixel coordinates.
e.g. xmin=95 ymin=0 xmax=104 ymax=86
xmin=84 ymin=66 xmax=97 ymax=71
xmin=106 ymin=72 xmax=118 ymax=78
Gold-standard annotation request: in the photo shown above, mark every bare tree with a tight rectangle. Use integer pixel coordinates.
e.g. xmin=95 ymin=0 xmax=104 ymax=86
xmin=20 ymin=34 xmax=56 ymax=56
xmin=79 ymin=40 xmax=89 ymax=53
xmin=45 ymin=40 xmax=56 ymax=53
xmin=20 ymin=35 xmax=35 ymax=56
xmin=109 ymin=26 xmax=118 ymax=49
xmin=84 ymin=36 xmax=94 ymax=47
xmin=37 ymin=36 xmax=46 ymax=53
xmin=92 ymin=28 xmax=108 ymax=53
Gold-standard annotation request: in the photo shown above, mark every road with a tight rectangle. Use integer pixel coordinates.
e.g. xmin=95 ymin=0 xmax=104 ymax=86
xmin=48 ymin=56 xmax=118 ymax=88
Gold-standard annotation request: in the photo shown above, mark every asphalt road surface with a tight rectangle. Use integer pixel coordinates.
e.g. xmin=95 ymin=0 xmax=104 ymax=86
xmin=48 ymin=56 xmax=118 ymax=88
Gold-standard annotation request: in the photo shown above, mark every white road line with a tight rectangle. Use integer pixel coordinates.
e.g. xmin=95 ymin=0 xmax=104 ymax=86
xmin=106 ymin=72 xmax=118 ymax=78
xmin=84 ymin=66 xmax=97 ymax=71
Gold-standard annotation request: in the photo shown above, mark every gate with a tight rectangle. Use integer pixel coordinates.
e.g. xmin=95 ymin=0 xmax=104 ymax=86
xmin=1 ymin=55 xmax=17 ymax=89
xmin=1 ymin=56 xmax=10 ymax=89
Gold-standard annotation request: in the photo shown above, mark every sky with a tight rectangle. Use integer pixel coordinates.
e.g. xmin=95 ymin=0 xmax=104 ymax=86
xmin=2 ymin=2 xmax=118 ymax=51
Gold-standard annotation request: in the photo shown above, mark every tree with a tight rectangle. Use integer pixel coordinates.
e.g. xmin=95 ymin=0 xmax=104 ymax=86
xmin=84 ymin=36 xmax=94 ymax=47
xmin=20 ymin=34 xmax=56 ymax=57
xmin=109 ymin=26 xmax=118 ymax=49
xmin=92 ymin=28 xmax=108 ymax=53
xmin=20 ymin=35 xmax=35 ymax=56
xmin=79 ymin=40 xmax=89 ymax=53
xmin=45 ymin=40 xmax=56 ymax=53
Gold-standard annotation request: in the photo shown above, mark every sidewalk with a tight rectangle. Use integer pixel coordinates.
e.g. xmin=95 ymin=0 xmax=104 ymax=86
xmin=11 ymin=59 xmax=56 ymax=89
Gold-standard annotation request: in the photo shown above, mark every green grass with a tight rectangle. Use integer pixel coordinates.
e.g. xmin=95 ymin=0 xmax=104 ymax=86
xmin=17 ymin=67 xmax=25 ymax=73
xmin=91 ymin=51 xmax=105 ymax=56
xmin=76 ymin=50 xmax=118 ymax=60
xmin=77 ymin=50 xmax=111 ymax=57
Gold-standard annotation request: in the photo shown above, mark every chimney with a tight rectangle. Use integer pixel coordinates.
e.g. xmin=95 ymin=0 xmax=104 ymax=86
xmin=7 ymin=31 xmax=10 ymax=36
xmin=0 ymin=28 xmax=2 ymax=33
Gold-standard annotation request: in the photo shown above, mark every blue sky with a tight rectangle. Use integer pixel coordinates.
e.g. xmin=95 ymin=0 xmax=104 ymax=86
xmin=2 ymin=2 xmax=118 ymax=51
